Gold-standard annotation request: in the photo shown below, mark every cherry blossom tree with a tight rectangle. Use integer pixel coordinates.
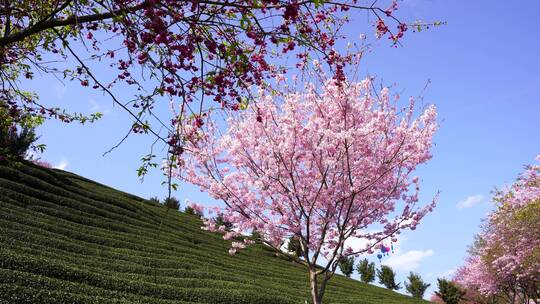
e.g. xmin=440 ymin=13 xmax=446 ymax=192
xmin=429 ymin=294 xmax=445 ymax=303
xmin=0 ymin=0 xmax=441 ymax=169
xmin=455 ymin=157 xmax=540 ymax=304
xmin=178 ymin=76 xmax=438 ymax=304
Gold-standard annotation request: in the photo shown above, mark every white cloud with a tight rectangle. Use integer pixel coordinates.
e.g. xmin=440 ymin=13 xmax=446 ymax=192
xmin=385 ymin=249 xmax=434 ymax=272
xmin=457 ymin=195 xmax=484 ymax=209
xmin=54 ymin=158 xmax=69 ymax=170
xmin=343 ymin=233 xmax=406 ymax=256
xmin=344 ymin=236 xmax=371 ymax=253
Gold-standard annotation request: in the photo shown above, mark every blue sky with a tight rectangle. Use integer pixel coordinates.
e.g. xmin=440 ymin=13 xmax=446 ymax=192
xmin=27 ymin=0 xmax=540 ymax=299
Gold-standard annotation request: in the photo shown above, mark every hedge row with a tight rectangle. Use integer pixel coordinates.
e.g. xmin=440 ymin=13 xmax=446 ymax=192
xmin=1 ymin=234 xmax=312 ymax=299
xmin=3 ymin=221 xmax=414 ymax=302
xmin=0 ymin=222 xmax=317 ymax=293
xmin=0 ymin=163 xmax=426 ymax=304
xmin=0 ymin=164 xmax=142 ymax=214
xmin=0 ymin=200 xmax=313 ymax=284
xmin=0 ymin=250 xmax=294 ymax=304
xmin=0 ymin=178 xmax=216 ymax=245
xmin=0 ymin=269 xmax=196 ymax=304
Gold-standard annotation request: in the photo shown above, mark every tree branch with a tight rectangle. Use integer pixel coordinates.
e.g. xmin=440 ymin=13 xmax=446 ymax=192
xmin=52 ymin=28 xmax=168 ymax=145
xmin=0 ymin=2 xmax=147 ymax=47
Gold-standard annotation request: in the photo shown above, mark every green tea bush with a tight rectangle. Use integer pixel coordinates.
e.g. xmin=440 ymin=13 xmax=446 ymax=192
xmin=0 ymin=163 xmax=428 ymax=304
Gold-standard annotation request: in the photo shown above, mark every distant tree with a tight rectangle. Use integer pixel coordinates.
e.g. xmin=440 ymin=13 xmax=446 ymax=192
xmin=1 ymin=102 xmax=44 ymax=163
xmin=377 ymin=265 xmax=401 ymax=290
xmin=32 ymin=159 xmax=52 ymax=168
xmin=405 ymin=272 xmax=431 ymax=299
xmin=184 ymin=206 xmax=194 ymax=215
xmin=184 ymin=206 xmax=202 ymax=216
xmin=214 ymin=215 xmax=233 ymax=232
xmin=338 ymin=256 xmax=355 ymax=278
xmin=454 ymin=159 xmax=540 ymax=303
xmin=250 ymin=229 xmax=261 ymax=242
xmin=0 ymin=126 xmax=39 ymax=160
xmin=356 ymin=258 xmax=376 ymax=284
xmin=163 ymin=197 xmax=180 ymax=210
xmin=148 ymin=197 xmax=160 ymax=205
xmin=435 ymin=278 xmax=465 ymax=304
xmin=287 ymin=236 xmax=303 ymax=258
xmin=429 ymin=294 xmax=445 ymax=303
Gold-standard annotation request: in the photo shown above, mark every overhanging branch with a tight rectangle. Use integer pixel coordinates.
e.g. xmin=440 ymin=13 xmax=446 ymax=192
xmin=0 ymin=2 xmax=147 ymax=47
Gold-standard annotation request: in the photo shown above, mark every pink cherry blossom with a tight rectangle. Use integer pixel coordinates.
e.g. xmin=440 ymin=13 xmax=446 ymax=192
xmin=177 ymin=76 xmax=438 ymax=304
xmin=32 ymin=160 xmax=52 ymax=168
xmin=455 ymin=159 xmax=540 ymax=302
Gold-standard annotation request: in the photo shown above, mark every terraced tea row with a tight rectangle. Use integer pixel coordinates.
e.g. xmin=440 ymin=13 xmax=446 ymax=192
xmin=0 ymin=162 xmax=427 ymax=304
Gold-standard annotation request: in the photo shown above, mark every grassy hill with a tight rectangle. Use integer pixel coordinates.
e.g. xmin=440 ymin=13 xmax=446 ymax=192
xmin=0 ymin=162 xmax=428 ymax=304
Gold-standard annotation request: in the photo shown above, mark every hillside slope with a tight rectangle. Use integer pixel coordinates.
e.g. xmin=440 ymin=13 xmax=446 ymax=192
xmin=0 ymin=162 xmax=428 ymax=304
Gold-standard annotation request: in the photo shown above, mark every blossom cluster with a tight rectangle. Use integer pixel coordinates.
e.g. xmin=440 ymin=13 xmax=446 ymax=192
xmin=455 ymin=157 xmax=540 ymax=301
xmin=178 ymin=76 xmax=438 ymax=265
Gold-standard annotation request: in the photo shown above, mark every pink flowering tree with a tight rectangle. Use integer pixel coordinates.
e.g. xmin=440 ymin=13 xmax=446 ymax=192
xmin=455 ymin=158 xmax=540 ymax=304
xmin=429 ymin=294 xmax=445 ymax=303
xmin=32 ymin=159 xmax=52 ymax=168
xmin=179 ymin=76 xmax=438 ymax=304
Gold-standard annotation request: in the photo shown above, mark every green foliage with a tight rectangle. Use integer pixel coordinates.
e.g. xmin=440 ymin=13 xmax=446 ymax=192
xmin=162 ymin=197 xmax=180 ymax=210
xmin=0 ymin=126 xmax=38 ymax=160
xmin=338 ymin=256 xmax=355 ymax=278
xmin=357 ymin=258 xmax=376 ymax=284
xmin=435 ymin=278 xmax=465 ymax=304
xmin=184 ymin=206 xmax=201 ymax=216
xmin=250 ymin=229 xmax=261 ymax=241
xmin=215 ymin=215 xmax=233 ymax=231
xmin=404 ymin=272 xmax=430 ymax=299
xmin=0 ymin=102 xmax=46 ymax=162
xmin=0 ymin=162 xmax=429 ymax=304
xmin=287 ymin=236 xmax=303 ymax=258
xmin=148 ymin=196 xmax=160 ymax=205
xmin=377 ymin=265 xmax=401 ymax=290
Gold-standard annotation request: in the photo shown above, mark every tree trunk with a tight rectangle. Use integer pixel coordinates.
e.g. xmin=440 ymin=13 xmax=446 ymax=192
xmin=309 ymin=269 xmax=322 ymax=304
xmin=309 ymin=268 xmax=331 ymax=304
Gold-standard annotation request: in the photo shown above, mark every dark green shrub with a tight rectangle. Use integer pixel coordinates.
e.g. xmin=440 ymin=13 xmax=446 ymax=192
xmin=404 ymin=272 xmax=430 ymax=299
xmin=356 ymin=258 xmax=376 ymax=284
xmin=163 ymin=197 xmax=180 ymax=210
xmin=435 ymin=278 xmax=465 ymax=304
xmin=377 ymin=265 xmax=401 ymax=290
xmin=214 ymin=215 xmax=233 ymax=231
xmin=148 ymin=196 xmax=161 ymax=205
xmin=286 ymin=236 xmax=303 ymax=258
xmin=0 ymin=126 xmax=38 ymax=160
xmin=250 ymin=229 xmax=262 ymax=243
xmin=184 ymin=206 xmax=202 ymax=216
xmin=338 ymin=256 xmax=354 ymax=278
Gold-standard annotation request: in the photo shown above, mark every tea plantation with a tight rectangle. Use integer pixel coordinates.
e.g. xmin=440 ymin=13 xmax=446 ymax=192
xmin=0 ymin=162 xmax=429 ymax=304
